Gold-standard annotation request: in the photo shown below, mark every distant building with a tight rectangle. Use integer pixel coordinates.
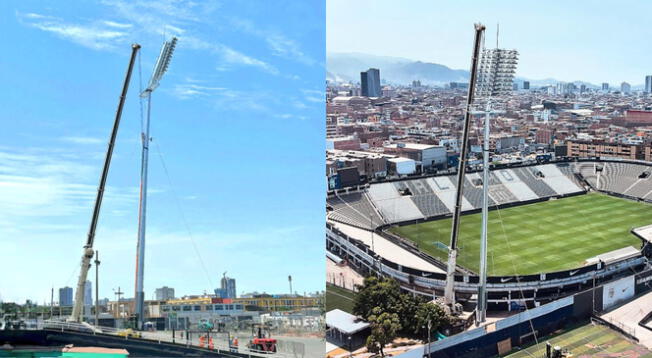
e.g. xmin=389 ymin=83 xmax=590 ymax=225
xmin=492 ymin=135 xmax=525 ymax=153
xmin=620 ymin=110 xmax=652 ymax=127
xmin=384 ymin=143 xmax=447 ymax=171
xmin=360 ymin=68 xmax=381 ymax=97
xmin=580 ymin=84 xmax=586 ymax=93
xmin=621 ymin=81 xmax=631 ymax=94
xmin=215 ymin=275 xmax=237 ymax=299
xmin=523 ymin=81 xmax=530 ymax=90
xmin=84 ymin=281 xmax=92 ymax=306
xmin=59 ymin=287 xmax=73 ymax=307
xmin=387 ymin=157 xmax=416 ymax=175
xmin=602 ymin=82 xmax=609 ymax=91
xmin=512 ymin=82 xmax=519 ymax=91
xmin=155 ymin=286 xmax=175 ymax=301
xmin=566 ymin=140 xmax=648 ymax=160
xmin=646 ymin=76 xmax=652 ymax=93
xmin=326 ymin=149 xmax=389 ymax=179
xmin=449 ymin=82 xmax=469 ymax=90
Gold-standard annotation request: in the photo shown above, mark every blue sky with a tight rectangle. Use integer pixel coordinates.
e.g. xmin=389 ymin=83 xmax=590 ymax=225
xmin=0 ymin=0 xmax=325 ymax=303
xmin=328 ymin=0 xmax=652 ymax=85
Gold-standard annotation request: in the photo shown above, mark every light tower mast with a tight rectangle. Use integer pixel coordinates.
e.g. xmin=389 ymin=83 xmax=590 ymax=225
xmin=134 ymin=37 xmax=177 ymax=329
xmin=474 ymin=46 xmax=518 ymax=324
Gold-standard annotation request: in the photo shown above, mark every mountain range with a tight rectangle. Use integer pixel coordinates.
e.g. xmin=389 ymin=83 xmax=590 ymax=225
xmin=327 ymin=52 xmax=631 ymax=89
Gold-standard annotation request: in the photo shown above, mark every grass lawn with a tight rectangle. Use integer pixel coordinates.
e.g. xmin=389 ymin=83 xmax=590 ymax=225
xmin=326 ymin=283 xmax=356 ymax=313
xmin=389 ymin=193 xmax=651 ymax=276
xmin=505 ymin=323 xmax=652 ymax=357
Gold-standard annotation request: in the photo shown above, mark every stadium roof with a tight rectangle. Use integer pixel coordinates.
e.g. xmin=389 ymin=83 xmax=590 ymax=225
xmin=326 ymin=309 xmax=369 ymax=335
xmin=633 ymin=224 xmax=652 ymax=243
xmin=584 ymin=246 xmax=640 ymax=266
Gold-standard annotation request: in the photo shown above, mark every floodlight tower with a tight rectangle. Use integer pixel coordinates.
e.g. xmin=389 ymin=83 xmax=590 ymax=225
xmin=474 ymin=46 xmax=518 ymax=324
xmin=134 ymin=37 xmax=177 ymax=330
xmin=443 ymin=23 xmax=485 ymax=311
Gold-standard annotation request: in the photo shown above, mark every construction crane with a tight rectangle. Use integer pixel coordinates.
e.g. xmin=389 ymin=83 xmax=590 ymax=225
xmin=134 ymin=36 xmax=177 ymax=330
xmin=443 ymin=24 xmax=485 ymax=312
xmin=69 ymin=44 xmax=141 ymax=323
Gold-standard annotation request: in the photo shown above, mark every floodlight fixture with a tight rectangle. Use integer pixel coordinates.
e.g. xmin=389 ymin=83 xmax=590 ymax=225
xmin=475 ymin=48 xmax=519 ymax=98
xmin=142 ymin=37 xmax=177 ymax=96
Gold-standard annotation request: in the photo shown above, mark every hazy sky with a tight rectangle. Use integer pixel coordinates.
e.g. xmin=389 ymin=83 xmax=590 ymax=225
xmin=327 ymin=0 xmax=652 ymax=85
xmin=0 ymin=0 xmax=324 ymax=303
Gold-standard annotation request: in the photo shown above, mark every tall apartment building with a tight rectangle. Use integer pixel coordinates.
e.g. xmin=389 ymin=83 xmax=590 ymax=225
xmin=214 ymin=275 xmax=237 ymax=299
xmin=155 ymin=286 xmax=175 ymax=301
xmin=621 ymin=82 xmax=631 ymax=94
xmin=59 ymin=286 xmax=73 ymax=306
xmin=84 ymin=281 xmax=92 ymax=306
xmin=360 ymin=68 xmax=381 ymax=97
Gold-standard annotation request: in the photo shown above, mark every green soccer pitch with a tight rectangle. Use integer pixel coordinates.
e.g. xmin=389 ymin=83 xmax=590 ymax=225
xmin=388 ymin=193 xmax=652 ymax=276
xmin=505 ymin=323 xmax=652 ymax=357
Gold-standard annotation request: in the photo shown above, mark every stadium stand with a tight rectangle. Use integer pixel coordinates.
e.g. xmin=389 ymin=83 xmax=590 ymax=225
xmin=512 ymin=167 xmax=558 ymax=197
xmin=536 ymin=164 xmax=584 ymax=195
xmin=492 ymin=169 xmax=539 ymax=202
xmin=426 ymin=176 xmax=474 ymax=212
xmin=573 ymin=162 xmax=599 ymax=188
xmin=625 ymin=174 xmax=652 ymax=198
xmin=328 ymin=162 xmax=596 ymax=226
xmin=327 ymin=192 xmax=384 ymax=229
xmin=600 ymin=162 xmax=639 ymax=193
xmin=556 ymin=162 xmax=588 ymax=189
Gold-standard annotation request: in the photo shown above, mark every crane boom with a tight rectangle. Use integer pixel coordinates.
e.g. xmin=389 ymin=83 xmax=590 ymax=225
xmin=69 ymin=44 xmax=141 ymax=323
xmin=444 ymin=24 xmax=484 ymax=309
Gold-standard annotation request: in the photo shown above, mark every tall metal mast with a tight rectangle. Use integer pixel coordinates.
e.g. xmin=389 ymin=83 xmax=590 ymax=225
xmin=477 ymin=100 xmax=491 ymax=324
xmin=444 ymin=23 xmax=485 ymax=309
xmin=134 ymin=37 xmax=177 ymax=329
xmin=70 ymin=44 xmax=141 ymax=323
xmin=474 ymin=43 xmax=519 ymax=324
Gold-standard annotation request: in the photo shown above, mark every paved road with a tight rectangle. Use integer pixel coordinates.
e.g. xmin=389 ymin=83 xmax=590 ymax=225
xmin=331 ymin=221 xmax=445 ymax=273
xmin=601 ymin=291 xmax=652 ymax=349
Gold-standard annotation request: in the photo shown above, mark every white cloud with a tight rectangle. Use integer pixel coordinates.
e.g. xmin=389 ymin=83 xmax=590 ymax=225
xmin=0 ymin=149 xmax=136 ymax=218
xmin=216 ymin=45 xmax=279 ymax=75
xmin=18 ymin=3 xmax=279 ymax=77
xmin=231 ymin=18 xmax=315 ymax=66
xmin=274 ymin=113 xmax=308 ymax=121
xmin=170 ymin=82 xmax=226 ymax=99
xmin=99 ymin=1 xmax=278 ymax=75
xmin=302 ymin=89 xmax=324 ymax=103
xmin=171 ymin=80 xmax=276 ymax=112
xmin=61 ymin=136 xmax=104 ymax=145
xmin=102 ymin=20 xmax=133 ymax=29
xmin=17 ymin=12 xmax=129 ymax=50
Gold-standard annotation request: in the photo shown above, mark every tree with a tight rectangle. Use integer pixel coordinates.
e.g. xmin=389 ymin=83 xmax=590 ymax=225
xmin=353 ymin=276 xmax=403 ymax=319
xmin=365 ymin=307 xmax=401 ymax=357
xmin=414 ymin=302 xmax=449 ymax=340
xmin=394 ymin=292 xmax=425 ymax=336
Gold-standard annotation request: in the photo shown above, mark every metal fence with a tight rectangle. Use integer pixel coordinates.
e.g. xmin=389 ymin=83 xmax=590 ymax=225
xmin=30 ymin=320 xmax=304 ymax=358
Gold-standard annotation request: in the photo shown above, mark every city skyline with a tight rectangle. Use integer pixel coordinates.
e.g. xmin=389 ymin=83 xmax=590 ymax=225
xmin=327 ymin=0 xmax=652 ymax=85
xmin=0 ymin=0 xmax=325 ymax=303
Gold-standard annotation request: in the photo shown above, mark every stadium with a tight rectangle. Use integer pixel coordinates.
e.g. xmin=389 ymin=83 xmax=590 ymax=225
xmin=326 ymin=158 xmax=652 ymax=311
